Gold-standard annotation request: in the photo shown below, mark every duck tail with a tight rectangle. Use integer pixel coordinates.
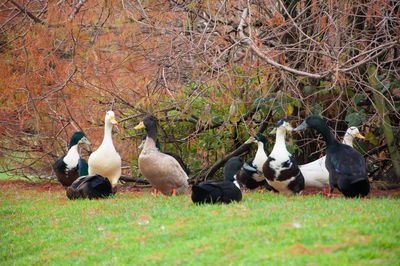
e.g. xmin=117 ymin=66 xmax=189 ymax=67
xmin=339 ymin=177 xmax=370 ymax=198
xmin=191 ymin=184 xmax=219 ymax=203
xmin=66 ymin=186 xmax=80 ymax=200
xmin=191 ymin=184 xmax=208 ymax=203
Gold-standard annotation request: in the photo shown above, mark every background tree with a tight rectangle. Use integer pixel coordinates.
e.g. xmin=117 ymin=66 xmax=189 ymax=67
xmin=0 ymin=0 xmax=399 ymax=183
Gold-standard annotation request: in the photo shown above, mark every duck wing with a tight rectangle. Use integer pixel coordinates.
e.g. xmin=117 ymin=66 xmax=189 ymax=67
xmin=163 ymin=152 xmax=191 ymax=175
xmin=191 ymin=180 xmax=241 ymax=204
xmin=139 ymin=151 xmax=189 ymax=195
xmin=53 ymin=155 xmax=79 ymax=187
xmin=327 ymin=145 xmax=366 ymax=176
xmin=326 ymin=144 xmax=369 ymax=197
xmin=236 ymin=158 xmax=267 ymax=189
xmin=79 ymin=175 xmax=113 ymax=199
xmin=67 ymin=175 xmax=112 ymax=199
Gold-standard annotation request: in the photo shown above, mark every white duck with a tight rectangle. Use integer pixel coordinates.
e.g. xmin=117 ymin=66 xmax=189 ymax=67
xmin=299 ymin=126 xmax=365 ymax=188
xmin=88 ymin=111 xmax=121 ymax=188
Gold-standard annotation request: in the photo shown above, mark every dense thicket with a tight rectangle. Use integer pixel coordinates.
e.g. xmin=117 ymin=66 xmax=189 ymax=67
xmin=0 ymin=0 xmax=399 ymax=183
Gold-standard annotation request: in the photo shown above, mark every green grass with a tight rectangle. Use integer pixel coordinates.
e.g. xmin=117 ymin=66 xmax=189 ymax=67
xmin=1 ymin=187 xmax=400 ymax=265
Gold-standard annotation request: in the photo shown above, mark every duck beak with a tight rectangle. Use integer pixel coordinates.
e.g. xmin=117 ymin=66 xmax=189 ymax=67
xmin=134 ymin=121 xmax=145 ymax=130
xmin=110 ymin=116 xmax=118 ymax=125
xmin=244 ymin=137 xmax=256 ymax=144
xmin=82 ymin=137 xmax=92 ymax=146
xmin=292 ymin=121 xmax=308 ymax=131
xmin=269 ymin=128 xmax=277 ymax=135
xmin=355 ymin=132 xmax=365 ymax=139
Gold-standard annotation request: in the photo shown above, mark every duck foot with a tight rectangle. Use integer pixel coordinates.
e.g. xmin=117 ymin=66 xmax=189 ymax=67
xmin=172 ymin=188 xmax=176 ymax=196
xmin=154 ymin=189 xmax=158 ymax=197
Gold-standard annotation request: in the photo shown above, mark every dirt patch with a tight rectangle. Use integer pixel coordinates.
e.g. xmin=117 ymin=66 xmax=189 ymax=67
xmin=1 ymin=180 xmax=399 ymax=198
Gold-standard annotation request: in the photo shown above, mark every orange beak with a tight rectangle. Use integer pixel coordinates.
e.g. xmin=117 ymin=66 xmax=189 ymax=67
xmin=110 ymin=116 xmax=118 ymax=125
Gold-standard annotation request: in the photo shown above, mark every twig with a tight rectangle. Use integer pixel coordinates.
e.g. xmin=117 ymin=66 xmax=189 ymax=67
xmin=69 ymin=0 xmax=87 ymax=22
xmin=237 ymin=7 xmax=330 ymax=79
xmin=9 ymin=0 xmax=45 ymax=24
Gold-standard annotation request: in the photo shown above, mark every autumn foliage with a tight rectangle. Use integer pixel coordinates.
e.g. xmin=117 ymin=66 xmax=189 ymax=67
xmin=0 ymin=0 xmax=399 ymax=182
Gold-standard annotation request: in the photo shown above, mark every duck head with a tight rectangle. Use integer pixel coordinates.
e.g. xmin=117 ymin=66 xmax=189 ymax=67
xmin=346 ymin=127 xmax=365 ymax=140
xmin=244 ymin=133 xmax=266 ymax=145
xmin=134 ymin=115 xmax=158 ymax=140
xmin=343 ymin=126 xmax=365 ymax=146
xmin=255 ymin=133 xmax=266 ymax=144
xmin=291 ymin=115 xmax=325 ymax=132
xmin=270 ymin=118 xmax=293 ymax=134
xmin=105 ymin=111 xmax=118 ymax=126
xmin=69 ymin=131 xmax=91 ymax=148
xmin=292 ymin=115 xmax=338 ymax=145
xmin=224 ymin=156 xmax=244 ymax=182
xmin=134 ymin=116 xmax=157 ymax=130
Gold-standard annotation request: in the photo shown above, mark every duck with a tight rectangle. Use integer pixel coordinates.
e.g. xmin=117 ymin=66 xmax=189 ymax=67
xmin=66 ymin=174 xmax=113 ymax=200
xmin=78 ymin=158 xmax=89 ymax=176
xmin=191 ymin=156 xmax=243 ymax=204
xmin=343 ymin=126 xmax=365 ymax=147
xmin=88 ymin=111 xmax=121 ymax=189
xmin=262 ymin=118 xmax=305 ymax=195
xmin=299 ymin=126 xmax=366 ymax=189
xmin=292 ymin=115 xmax=370 ymax=198
xmin=138 ymin=134 xmax=191 ymax=175
xmin=236 ymin=133 xmax=276 ymax=191
xmin=134 ymin=115 xmax=189 ymax=196
xmin=52 ymin=131 xmax=91 ymax=187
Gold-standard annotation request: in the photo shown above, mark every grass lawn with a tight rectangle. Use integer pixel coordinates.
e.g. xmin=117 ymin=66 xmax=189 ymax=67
xmin=1 ymin=183 xmax=399 ymax=265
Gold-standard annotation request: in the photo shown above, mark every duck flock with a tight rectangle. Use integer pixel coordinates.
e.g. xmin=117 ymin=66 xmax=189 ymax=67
xmin=53 ymin=112 xmax=370 ymax=202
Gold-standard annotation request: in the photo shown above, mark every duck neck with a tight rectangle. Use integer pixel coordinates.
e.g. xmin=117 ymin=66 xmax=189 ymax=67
xmin=318 ymin=124 xmax=338 ymax=147
xmin=102 ymin=121 xmax=114 ymax=146
xmin=144 ymin=128 xmax=158 ymax=150
xmin=63 ymin=144 xmax=79 ymax=167
xmin=271 ymin=128 xmax=287 ymax=154
xmin=342 ymin=133 xmax=354 ymax=147
xmin=66 ymin=144 xmax=79 ymax=157
xmin=254 ymin=141 xmax=267 ymax=163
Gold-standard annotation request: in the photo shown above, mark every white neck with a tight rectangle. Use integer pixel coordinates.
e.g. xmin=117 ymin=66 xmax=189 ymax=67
xmin=342 ymin=133 xmax=354 ymax=147
xmin=101 ymin=121 xmax=115 ymax=150
xmin=255 ymin=141 xmax=267 ymax=158
xmin=271 ymin=128 xmax=287 ymax=155
xmin=63 ymin=144 xmax=80 ymax=169
xmin=253 ymin=141 xmax=268 ymax=169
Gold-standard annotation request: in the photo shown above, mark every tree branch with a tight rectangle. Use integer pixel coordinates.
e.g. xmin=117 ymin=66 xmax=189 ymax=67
xmin=69 ymin=0 xmax=87 ymax=22
xmin=9 ymin=0 xmax=45 ymax=25
xmin=238 ymin=7 xmax=330 ymax=79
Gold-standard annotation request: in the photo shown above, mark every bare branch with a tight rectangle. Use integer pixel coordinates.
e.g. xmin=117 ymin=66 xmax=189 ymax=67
xmin=8 ymin=0 xmax=44 ymax=24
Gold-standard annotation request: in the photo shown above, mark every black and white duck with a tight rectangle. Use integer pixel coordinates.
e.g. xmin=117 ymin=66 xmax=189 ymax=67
xmin=88 ymin=111 xmax=121 ymax=189
xmin=191 ymin=156 xmax=243 ymax=204
xmin=236 ymin=133 xmax=275 ymax=191
xmin=293 ymin=115 xmax=370 ymax=197
xmin=134 ymin=115 xmax=189 ymax=196
xmin=262 ymin=118 xmax=304 ymax=195
xmin=52 ymin=131 xmax=91 ymax=187
xmin=300 ymin=126 xmax=365 ymax=189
